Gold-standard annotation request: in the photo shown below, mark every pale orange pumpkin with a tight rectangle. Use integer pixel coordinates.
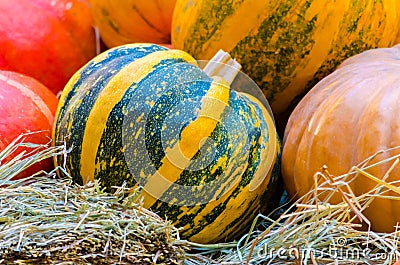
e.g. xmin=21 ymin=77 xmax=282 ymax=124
xmin=282 ymin=44 xmax=400 ymax=233
xmin=90 ymin=0 xmax=176 ymax=48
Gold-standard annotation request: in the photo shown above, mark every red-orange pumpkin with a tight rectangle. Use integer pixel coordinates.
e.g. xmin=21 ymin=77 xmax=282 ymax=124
xmin=0 ymin=0 xmax=97 ymax=94
xmin=0 ymin=70 xmax=58 ymax=179
xmin=90 ymin=0 xmax=176 ymax=48
xmin=282 ymin=44 xmax=400 ymax=233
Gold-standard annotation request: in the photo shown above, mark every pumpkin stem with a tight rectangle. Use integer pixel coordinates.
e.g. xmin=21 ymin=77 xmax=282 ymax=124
xmin=202 ymin=49 xmax=242 ymax=85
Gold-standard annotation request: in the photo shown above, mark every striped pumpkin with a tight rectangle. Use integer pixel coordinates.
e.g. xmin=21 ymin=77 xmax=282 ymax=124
xmin=172 ymin=0 xmax=400 ymax=131
xmin=53 ymin=44 xmax=281 ymax=243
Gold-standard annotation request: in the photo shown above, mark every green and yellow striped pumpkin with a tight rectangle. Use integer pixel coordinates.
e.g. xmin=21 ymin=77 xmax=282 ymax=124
xmin=172 ymin=0 xmax=400 ymax=131
xmin=53 ymin=43 xmax=281 ymax=243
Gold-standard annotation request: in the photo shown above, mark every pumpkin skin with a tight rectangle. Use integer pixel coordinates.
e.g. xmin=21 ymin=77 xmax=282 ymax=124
xmin=396 ymin=29 xmax=400 ymax=44
xmin=90 ymin=0 xmax=176 ymax=48
xmin=53 ymin=43 xmax=281 ymax=243
xmin=0 ymin=70 xmax=58 ymax=179
xmin=172 ymin=0 xmax=400 ymax=133
xmin=281 ymin=44 xmax=400 ymax=233
xmin=0 ymin=0 xmax=97 ymax=94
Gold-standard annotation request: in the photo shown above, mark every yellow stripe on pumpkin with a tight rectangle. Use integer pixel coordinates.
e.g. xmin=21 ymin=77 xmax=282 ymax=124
xmin=53 ymin=48 xmax=109 ymax=146
xmin=142 ymin=77 xmax=231 ymax=208
xmin=239 ymin=92 xmax=278 ymax=191
xmin=182 ymin=166 xmax=271 ymax=243
xmin=79 ymin=49 xmax=197 ymax=184
xmin=180 ymin=93 xmax=279 ymax=242
xmin=189 ymin=160 xmax=277 ymax=243
xmin=270 ymin=0 xmax=349 ymax=113
xmin=191 ymin=0 xmax=278 ymax=59
xmin=172 ymin=0 xmax=202 ymax=49
xmin=377 ymin=0 xmax=399 ymax=47
xmin=56 ymin=44 xmax=165 ymax=122
xmin=190 ymin=176 xmax=271 ymax=242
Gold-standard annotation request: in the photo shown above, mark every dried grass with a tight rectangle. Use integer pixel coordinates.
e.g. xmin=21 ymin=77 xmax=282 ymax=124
xmin=0 ymin=133 xmax=187 ymax=264
xmin=184 ymin=147 xmax=400 ymax=265
xmin=1 ymin=133 xmax=400 ymax=264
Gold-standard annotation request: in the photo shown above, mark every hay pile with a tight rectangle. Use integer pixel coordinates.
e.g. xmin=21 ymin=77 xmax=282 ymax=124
xmin=0 ymin=134 xmax=399 ymax=264
xmin=186 ymin=148 xmax=400 ymax=265
xmin=0 ymin=135 xmax=187 ymax=264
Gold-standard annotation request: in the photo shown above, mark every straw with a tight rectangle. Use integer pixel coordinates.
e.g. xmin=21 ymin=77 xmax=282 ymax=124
xmin=0 ymin=133 xmax=188 ymax=264
xmin=2 ymin=133 xmax=400 ymax=264
xmin=184 ymin=146 xmax=400 ymax=265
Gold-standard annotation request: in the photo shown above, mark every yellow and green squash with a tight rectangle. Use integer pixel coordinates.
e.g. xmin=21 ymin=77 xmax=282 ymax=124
xmin=52 ymin=44 xmax=281 ymax=243
xmin=172 ymin=0 xmax=400 ymax=131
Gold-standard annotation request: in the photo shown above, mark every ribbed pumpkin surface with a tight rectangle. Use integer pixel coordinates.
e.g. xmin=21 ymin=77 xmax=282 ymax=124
xmin=172 ymin=0 xmax=400 ymax=130
xmin=90 ymin=0 xmax=176 ymax=47
xmin=282 ymin=44 xmax=400 ymax=233
xmin=53 ymin=44 xmax=281 ymax=243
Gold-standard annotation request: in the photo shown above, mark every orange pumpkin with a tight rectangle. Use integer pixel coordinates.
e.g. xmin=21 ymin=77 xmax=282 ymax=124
xmin=0 ymin=70 xmax=58 ymax=179
xmin=90 ymin=0 xmax=176 ymax=48
xmin=0 ymin=0 xmax=97 ymax=94
xmin=282 ymin=44 xmax=400 ymax=233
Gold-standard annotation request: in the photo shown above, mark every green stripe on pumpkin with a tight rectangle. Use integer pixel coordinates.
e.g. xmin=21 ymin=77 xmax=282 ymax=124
xmin=79 ymin=50 xmax=197 ymax=185
xmin=148 ymin=87 xmax=277 ymax=242
xmin=172 ymin=0 xmax=400 ymax=118
xmin=55 ymin=45 xmax=196 ymax=185
xmin=96 ymin=64 xmax=209 ymax=190
xmin=54 ymin=44 xmax=169 ymax=183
